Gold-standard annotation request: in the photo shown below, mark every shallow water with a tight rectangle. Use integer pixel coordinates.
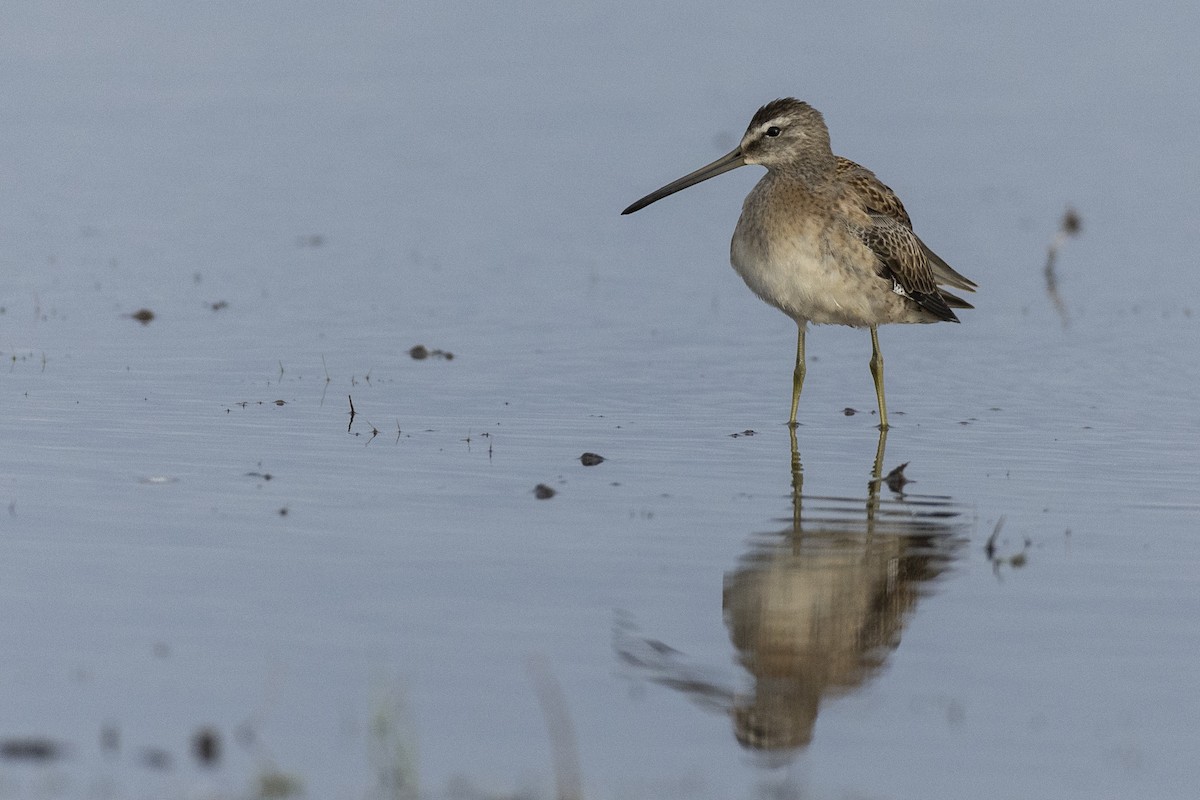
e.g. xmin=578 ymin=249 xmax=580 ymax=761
xmin=3 ymin=3 xmax=1200 ymax=799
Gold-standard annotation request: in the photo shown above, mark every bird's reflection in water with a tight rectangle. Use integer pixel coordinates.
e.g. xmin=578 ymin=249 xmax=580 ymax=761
xmin=616 ymin=429 xmax=969 ymax=764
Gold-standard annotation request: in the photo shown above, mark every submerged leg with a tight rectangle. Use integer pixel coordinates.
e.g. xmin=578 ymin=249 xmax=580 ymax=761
xmin=788 ymin=424 xmax=802 ymax=530
xmin=868 ymin=325 xmax=889 ymax=430
xmin=789 ymin=324 xmax=807 ymax=428
xmin=867 ymin=425 xmax=888 ymax=526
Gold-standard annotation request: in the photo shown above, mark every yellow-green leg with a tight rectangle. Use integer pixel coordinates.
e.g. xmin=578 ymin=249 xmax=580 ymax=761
xmin=868 ymin=325 xmax=889 ymax=430
xmin=789 ymin=324 xmax=806 ymax=428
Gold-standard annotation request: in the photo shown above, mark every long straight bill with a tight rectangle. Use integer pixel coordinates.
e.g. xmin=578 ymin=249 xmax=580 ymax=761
xmin=621 ymin=148 xmax=745 ymax=215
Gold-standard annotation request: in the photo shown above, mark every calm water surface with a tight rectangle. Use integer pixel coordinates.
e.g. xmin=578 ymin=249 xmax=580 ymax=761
xmin=2 ymin=3 xmax=1199 ymax=799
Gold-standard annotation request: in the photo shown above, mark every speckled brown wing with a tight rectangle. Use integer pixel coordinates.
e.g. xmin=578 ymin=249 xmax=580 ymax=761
xmin=853 ymin=216 xmax=960 ymax=322
xmin=836 ymin=157 xmax=913 ymax=228
xmin=838 ymin=157 xmax=977 ymax=304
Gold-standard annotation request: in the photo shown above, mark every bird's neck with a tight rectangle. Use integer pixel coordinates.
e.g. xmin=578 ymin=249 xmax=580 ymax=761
xmin=773 ymin=151 xmax=839 ymax=195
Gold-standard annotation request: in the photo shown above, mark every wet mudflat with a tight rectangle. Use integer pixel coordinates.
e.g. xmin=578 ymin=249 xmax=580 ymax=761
xmin=3 ymin=3 xmax=1200 ymax=799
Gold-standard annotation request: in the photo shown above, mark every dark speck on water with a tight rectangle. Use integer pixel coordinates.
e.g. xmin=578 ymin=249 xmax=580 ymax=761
xmin=534 ymin=484 xmax=556 ymax=499
xmin=129 ymin=308 xmax=155 ymax=325
xmin=729 ymin=430 xmax=756 ymax=438
xmin=843 ymin=407 xmax=858 ymax=416
xmin=191 ymin=727 xmax=220 ymax=766
xmin=580 ymin=452 xmax=605 ymax=466
xmin=0 ymin=737 xmax=64 ymax=762
xmin=409 ymin=344 xmax=454 ymax=361
xmin=1061 ymin=207 xmax=1082 ymax=236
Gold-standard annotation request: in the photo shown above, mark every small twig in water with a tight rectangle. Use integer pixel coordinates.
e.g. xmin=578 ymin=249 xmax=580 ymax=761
xmin=984 ymin=517 xmax=1005 ymax=562
xmin=985 ymin=516 xmax=1032 ymax=577
xmin=320 ymin=355 xmax=332 ymax=407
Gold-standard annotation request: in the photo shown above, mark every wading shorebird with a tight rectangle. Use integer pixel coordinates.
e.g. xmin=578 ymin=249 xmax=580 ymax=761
xmin=622 ymin=98 xmax=975 ymax=429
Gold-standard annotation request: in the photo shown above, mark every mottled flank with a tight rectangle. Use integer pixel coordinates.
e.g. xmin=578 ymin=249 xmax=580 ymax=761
xmin=623 ymin=97 xmax=976 ymax=428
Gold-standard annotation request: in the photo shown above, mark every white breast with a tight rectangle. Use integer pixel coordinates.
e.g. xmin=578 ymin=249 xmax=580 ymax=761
xmin=730 ymin=205 xmax=891 ymax=327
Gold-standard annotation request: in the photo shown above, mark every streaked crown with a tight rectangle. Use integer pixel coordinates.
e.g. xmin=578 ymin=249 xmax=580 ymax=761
xmin=739 ymin=98 xmax=835 ymax=174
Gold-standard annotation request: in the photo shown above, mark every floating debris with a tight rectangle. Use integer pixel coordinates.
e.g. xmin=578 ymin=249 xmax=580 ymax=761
xmin=409 ymin=344 xmax=454 ymax=361
xmin=346 ymin=396 xmax=379 ymax=443
xmin=128 ymin=308 xmax=155 ymax=325
xmin=883 ymin=462 xmax=911 ymax=493
xmin=1044 ymin=206 xmax=1082 ymax=327
xmin=580 ymin=452 xmax=605 ymax=466
xmin=728 ymin=429 xmax=756 ymax=438
xmin=191 ymin=727 xmax=220 ymax=767
xmin=210 ymin=300 xmax=228 ymax=311
xmin=985 ymin=516 xmax=1032 ymax=576
xmin=843 ymin=407 xmax=857 ymax=416
xmin=0 ymin=737 xmax=64 ymax=762
xmin=984 ymin=517 xmax=1004 ymax=561
xmin=534 ymin=484 xmax=556 ymax=499
xmin=1060 ymin=207 xmax=1081 ymax=236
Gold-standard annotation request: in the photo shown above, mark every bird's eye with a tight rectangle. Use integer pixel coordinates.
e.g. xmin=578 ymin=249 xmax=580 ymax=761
xmin=765 ymin=126 xmax=782 ymax=138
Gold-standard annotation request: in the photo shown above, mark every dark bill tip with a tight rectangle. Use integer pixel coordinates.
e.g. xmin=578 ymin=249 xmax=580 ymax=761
xmin=621 ymin=148 xmax=745 ymax=215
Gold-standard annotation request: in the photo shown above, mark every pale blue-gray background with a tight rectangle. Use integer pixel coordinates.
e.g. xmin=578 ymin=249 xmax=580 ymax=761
xmin=2 ymin=2 xmax=1198 ymax=798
